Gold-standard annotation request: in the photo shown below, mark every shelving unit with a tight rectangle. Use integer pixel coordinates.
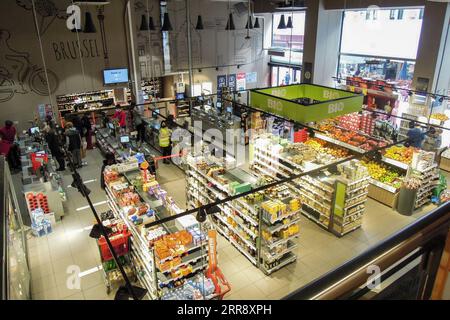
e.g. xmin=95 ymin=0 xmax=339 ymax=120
xmin=103 ymin=164 xmax=216 ymax=300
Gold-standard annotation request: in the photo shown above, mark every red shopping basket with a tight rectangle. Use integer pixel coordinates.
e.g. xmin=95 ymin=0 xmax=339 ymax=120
xmin=98 ymin=231 xmax=131 ymax=261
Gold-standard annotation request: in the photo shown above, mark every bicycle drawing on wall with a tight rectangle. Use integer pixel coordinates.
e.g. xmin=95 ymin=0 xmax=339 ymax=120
xmin=0 ymin=29 xmax=59 ymax=103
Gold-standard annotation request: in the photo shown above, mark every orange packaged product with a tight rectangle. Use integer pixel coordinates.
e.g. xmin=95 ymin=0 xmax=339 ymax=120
xmin=178 ymin=230 xmax=193 ymax=246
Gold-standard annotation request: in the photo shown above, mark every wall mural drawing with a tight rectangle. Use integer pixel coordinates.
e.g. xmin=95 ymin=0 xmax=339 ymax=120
xmin=0 ymin=29 xmax=59 ymax=103
xmin=16 ymin=0 xmax=67 ymax=36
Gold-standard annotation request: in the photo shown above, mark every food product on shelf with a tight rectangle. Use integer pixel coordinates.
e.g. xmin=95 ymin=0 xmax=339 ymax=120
xmin=384 ymin=146 xmax=416 ymax=164
xmin=360 ymin=160 xmax=404 ymax=188
xmin=430 ymin=113 xmax=449 ymax=121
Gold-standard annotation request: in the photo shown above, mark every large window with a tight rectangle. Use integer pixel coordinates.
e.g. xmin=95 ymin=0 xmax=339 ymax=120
xmin=271 ymin=65 xmax=301 ymax=86
xmin=338 ymin=8 xmax=424 ymax=86
xmin=271 ymin=12 xmax=306 ymax=66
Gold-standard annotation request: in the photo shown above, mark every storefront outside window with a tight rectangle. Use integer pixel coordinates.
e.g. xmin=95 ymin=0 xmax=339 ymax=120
xmin=338 ymin=8 xmax=424 ymax=88
xmin=271 ymin=12 xmax=305 ymax=67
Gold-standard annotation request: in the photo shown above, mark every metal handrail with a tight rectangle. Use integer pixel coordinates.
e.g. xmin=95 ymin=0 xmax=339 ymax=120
xmin=283 ymin=201 xmax=450 ymax=300
xmin=0 ymin=156 xmax=7 ymax=300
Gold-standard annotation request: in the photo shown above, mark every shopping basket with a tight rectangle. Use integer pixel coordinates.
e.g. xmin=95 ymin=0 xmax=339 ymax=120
xmin=98 ymin=231 xmax=131 ymax=261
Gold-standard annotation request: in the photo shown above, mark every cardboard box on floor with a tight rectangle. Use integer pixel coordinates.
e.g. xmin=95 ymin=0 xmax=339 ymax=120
xmin=368 ymin=184 xmax=399 ymax=208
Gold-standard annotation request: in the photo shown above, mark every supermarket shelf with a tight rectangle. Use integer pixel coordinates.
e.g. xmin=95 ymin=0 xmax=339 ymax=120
xmin=220 ymin=206 xmax=258 ymax=238
xmin=346 ymin=191 xmax=369 ymax=203
xmin=214 ymin=213 xmax=256 ymax=250
xmin=298 ymin=176 xmax=334 ymax=193
xmin=299 ymin=190 xmax=331 ymax=209
xmin=216 ymin=225 xmax=257 ymax=265
xmin=265 ymin=209 xmax=302 ymax=224
xmin=233 ymin=199 xmax=259 ymax=225
xmin=157 ymin=261 xmax=207 ymax=285
xmin=414 ymin=164 xmax=438 ymax=173
xmin=315 ymin=133 xmax=365 ymax=154
xmin=262 ymin=240 xmax=297 ymax=262
xmin=264 ymin=233 xmax=299 ymax=249
xmin=339 ymin=224 xmax=362 ymax=236
xmin=263 ymin=217 xmax=300 ymax=234
xmin=344 ymin=199 xmax=367 ymax=210
xmin=381 ymin=156 xmax=409 ymax=170
xmin=298 ymin=183 xmax=333 ymax=202
xmin=369 ymin=178 xmax=398 ymax=193
xmin=224 ymin=201 xmax=259 ymax=227
xmin=261 ymin=252 xmax=297 ymax=275
xmin=158 ymin=249 xmax=208 ymax=274
xmin=345 ymin=176 xmax=370 ymax=187
xmin=347 ymin=184 xmax=369 ymax=194
xmin=301 ymin=209 xmax=330 ymax=230
xmin=254 ymin=150 xmax=293 ymax=172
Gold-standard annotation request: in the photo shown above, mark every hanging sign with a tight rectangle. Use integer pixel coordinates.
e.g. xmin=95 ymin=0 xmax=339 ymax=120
xmin=217 ymin=75 xmax=227 ymax=98
xmin=250 ymin=84 xmax=364 ymax=123
xmin=246 ymin=72 xmax=257 ymax=84
xmin=236 ymin=73 xmax=246 ymax=91
xmin=227 ymin=74 xmax=237 ymax=91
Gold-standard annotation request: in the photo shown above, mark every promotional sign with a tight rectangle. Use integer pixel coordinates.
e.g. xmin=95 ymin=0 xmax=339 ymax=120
xmin=236 ymin=73 xmax=246 ymax=91
xmin=227 ymin=74 xmax=237 ymax=91
xmin=37 ymin=104 xmax=53 ymax=121
xmin=250 ymin=84 xmax=363 ymax=123
xmin=246 ymin=72 xmax=257 ymax=84
xmin=217 ymin=75 xmax=227 ymax=97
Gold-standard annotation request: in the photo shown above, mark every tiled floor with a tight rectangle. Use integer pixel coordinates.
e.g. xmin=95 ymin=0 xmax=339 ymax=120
xmin=27 ymin=148 xmax=442 ymax=300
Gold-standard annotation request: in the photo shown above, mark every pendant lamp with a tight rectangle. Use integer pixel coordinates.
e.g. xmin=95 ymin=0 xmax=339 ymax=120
xmin=286 ymin=16 xmax=293 ymax=28
xmin=139 ymin=15 xmax=149 ymax=31
xmin=148 ymin=16 xmax=155 ymax=30
xmin=254 ymin=17 xmax=260 ymax=28
xmin=195 ymin=15 xmax=204 ymax=30
xmin=83 ymin=12 xmax=96 ymax=33
xmin=161 ymin=12 xmax=173 ymax=31
xmin=245 ymin=16 xmax=253 ymax=29
xmin=278 ymin=14 xmax=287 ymax=29
xmin=225 ymin=13 xmax=235 ymax=30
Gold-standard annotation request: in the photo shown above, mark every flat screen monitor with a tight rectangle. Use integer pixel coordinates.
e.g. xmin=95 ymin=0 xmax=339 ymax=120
xmin=120 ymin=136 xmax=130 ymax=143
xmin=108 ymin=123 xmax=114 ymax=130
xmin=216 ymin=102 xmax=222 ymax=110
xmin=176 ymin=93 xmax=185 ymax=100
xmin=103 ymin=68 xmax=129 ymax=85
xmin=30 ymin=127 xmax=40 ymax=134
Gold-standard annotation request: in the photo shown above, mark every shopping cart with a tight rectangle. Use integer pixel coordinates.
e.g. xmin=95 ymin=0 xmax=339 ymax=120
xmin=96 ymin=230 xmax=136 ymax=294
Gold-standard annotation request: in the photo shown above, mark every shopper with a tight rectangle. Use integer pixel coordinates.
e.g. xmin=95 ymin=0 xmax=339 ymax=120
xmin=406 ymin=121 xmax=426 ymax=148
xmin=113 ymin=105 xmax=127 ymax=129
xmin=159 ymin=121 xmax=172 ymax=164
xmin=132 ymin=103 xmax=145 ymax=144
xmin=0 ymin=120 xmax=20 ymax=170
xmin=43 ymin=126 xmax=65 ymax=171
xmin=45 ymin=115 xmax=56 ymax=130
xmin=0 ymin=120 xmax=16 ymax=144
xmin=100 ymin=152 xmax=116 ymax=190
xmin=423 ymin=128 xmax=442 ymax=154
xmin=81 ymin=113 xmax=93 ymax=149
xmin=167 ymin=114 xmax=176 ymax=130
xmin=65 ymin=122 xmax=82 ymax=168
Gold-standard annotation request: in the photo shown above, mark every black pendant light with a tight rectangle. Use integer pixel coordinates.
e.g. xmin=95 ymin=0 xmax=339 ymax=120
xmin=139 ymin=15 xmax=149 ymax=31
xmin=83 ymin=12 xmax=96 ymax=33
xmin=225 ymin=13 xmax=235 ymax=30
xmin=161 ymin=12 xmax=173 ymax=31
xmin=278 ymin=14 xmax=287 ymax=29
xmin=245 ymin=16 xmax=253 ymax=29
xmin=148 ymin=16 xmax=155 ymax=30
xmin=195 ymin=15 xmax=204 ymax=30
xmin=286 ymin=16 xmax=293 ymax=28
xmin=254 ymin=17 xmax=260 ymax=28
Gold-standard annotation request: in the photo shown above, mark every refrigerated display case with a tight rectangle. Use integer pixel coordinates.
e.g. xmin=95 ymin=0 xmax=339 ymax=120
xmin=1 ymin=156 xmax=31 ymax=300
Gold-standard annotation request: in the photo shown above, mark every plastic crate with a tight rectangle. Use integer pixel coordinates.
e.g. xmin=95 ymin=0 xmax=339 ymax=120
xmin=98 ymin=231 xmax=131 ymax=261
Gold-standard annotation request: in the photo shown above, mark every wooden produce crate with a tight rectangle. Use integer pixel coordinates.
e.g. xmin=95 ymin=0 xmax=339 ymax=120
xmin=440 ymin=156 xmax=450 ymax=172
xmin=367 ymin=183 xmax=399 ymax=209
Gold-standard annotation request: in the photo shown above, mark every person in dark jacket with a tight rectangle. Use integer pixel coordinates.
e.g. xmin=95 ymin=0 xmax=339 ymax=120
xmin=407 ymin=121 xmax=426 ymax=148
xmin=81 ymin=113 xmax=93 ymax=149
xmin=44 ymin=126 xmax=65 ymax=171
xmin=65 ymin=122 xmax=82 ymax=168
xmin=100 ymin=152 xmax=116 ymax=190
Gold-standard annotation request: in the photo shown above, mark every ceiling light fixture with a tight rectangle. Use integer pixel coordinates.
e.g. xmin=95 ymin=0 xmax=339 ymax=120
xmin=195 ymin=15 xmax=204 ymax=30
xmin=149 ymin=16 xmax=155 ymax=30
xmin=254 ymin=17 xmax=260 ymax=28
xmin=83 ymin=12 xmax=96 ymax=33
xmin=286 ymin=16 xmax=293 ymax=28
xmin=139 ymin=15 xmax=149 ymax=31
xmin=225 ymin=13 xmax=235 ymax=30
xmin=278 ymin=14 xmax=287 ymax=29
xmin=161 ymin=12 xmax=173 ymax=31
xmin=245 ymin=16 xmax=253 ymax=29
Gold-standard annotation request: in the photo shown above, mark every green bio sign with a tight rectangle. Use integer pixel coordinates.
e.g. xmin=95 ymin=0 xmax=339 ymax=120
xmin=250 ymin=84 xmax=363 ymax=123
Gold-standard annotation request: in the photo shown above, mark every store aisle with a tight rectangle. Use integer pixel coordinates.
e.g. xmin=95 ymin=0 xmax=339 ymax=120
xmin=27 ymin=148 xmax=444 ymax=300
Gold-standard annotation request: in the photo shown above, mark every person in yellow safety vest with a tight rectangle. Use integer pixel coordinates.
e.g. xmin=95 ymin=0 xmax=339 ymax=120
xmin=159 ymin=121 xmax=172 ymax=164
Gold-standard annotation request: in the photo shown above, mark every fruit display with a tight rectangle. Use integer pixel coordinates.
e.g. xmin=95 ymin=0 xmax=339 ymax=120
xmin=430 ymin=113 xmax=449 ymax=121
xmin=360 ymin=160 xmax=404 ymax=189
xmin=383 ymin=146 xmax=416 ymax=164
